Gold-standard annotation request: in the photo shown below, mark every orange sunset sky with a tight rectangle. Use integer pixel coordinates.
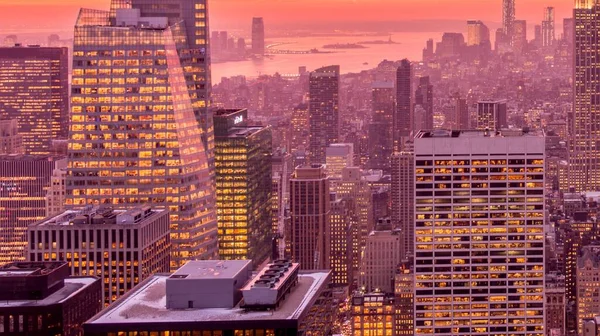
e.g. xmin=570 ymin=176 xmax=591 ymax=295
xmin=0 ymin=0 xmax=573 ymax=32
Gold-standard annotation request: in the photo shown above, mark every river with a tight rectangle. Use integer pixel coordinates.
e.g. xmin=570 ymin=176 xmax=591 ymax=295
xmin=211 ymin=32 xmax=445 ymax=83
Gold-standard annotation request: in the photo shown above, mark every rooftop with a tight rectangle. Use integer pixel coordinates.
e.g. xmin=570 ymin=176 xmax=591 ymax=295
xmin=86 ymin=271 xmax=330 ymax=325
xmin=0 ymin=276 xmax=98 ymax=308
xmin=170 ymin=260 xmax=251 ymax=280
xmin=30 ymin=205 xmax=164 ymax=227
xmin=415 ymin=129 xmax=544 ymax=139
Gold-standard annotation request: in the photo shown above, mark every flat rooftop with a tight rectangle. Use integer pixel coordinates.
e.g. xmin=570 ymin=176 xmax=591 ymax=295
xmin=415 ymin=129 xmax=544 ymax=139
xmin=87 ymin=272 xmax=330 ymax=325
xmin=30 ymin=206 xmax=164 ymax=227
xmin=0 ymin=277 xmax=97 ymax=308
xmin=171 ymin=260 xmax=251 ymax=280
xmin=223 ymin=126 xmax=266 ymax=138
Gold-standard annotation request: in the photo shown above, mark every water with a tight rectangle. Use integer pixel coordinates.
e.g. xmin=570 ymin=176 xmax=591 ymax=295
xmin=212 ymin=32 xmax=445 ymax=82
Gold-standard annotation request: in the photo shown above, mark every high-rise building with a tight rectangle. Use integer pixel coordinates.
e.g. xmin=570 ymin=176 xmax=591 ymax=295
xmin=290 ymin=165 xmax=330 ymax=270
xmin=0 ymin=155 xmax=62 ymax=265
xmin=564 ymin=18 xmax=574 ymax=45
xmin=512 ymin=20 xmax=527 ymax=53
xmin=214 ymin=109 xmax=272 ymax=266
xmin=308 ymin=66 xmax=339 ymax=163
xmin=534 ymin=25 xmax=543 ymax=47
xmin=414 ymin=129 xmax=545 ymax=336
xmin=67 ymin=2 xmax=217 ymax=269
xmin=546 ymin=275 xmax=566 ymax=336
xmin=394 ymin=262 xmax=415 ymax=336
xmin=570 ymin=1 xmax=600 ymax=191
xmin=395 ymin=60 xmax=412 ymax=151
xmin=291 ymin=103 xmax=310 ymax=152
xmin=271 ymin=150 xmax=292 ymax=235
xmin=28 ymin=206 xmax=171 ymax=305
xmin=252 ymin=18 xmax=265 ymax=55
xmin=45 ymin=157 xmax=67 ymax=217
xmin=467 ymin=20 xmax=490 ymax=46
xmin=358 ymin=224 xmax=403 ymax=293
xmin=577 ymin=246 xmax=600 ymax=334
xmin=452 ymin=93 xmax=469 ymax=129
xmin=351 ymin=292 xmax=397 ymax=336
xmin=503 ymin=0 xmax=516 ymax=41
xmin=542 ymin=7 xmax=556 ymax=47
xmin=83 ymin=260 xmax=335 ymax=336
xmin=0 ymin=119 xmax=23 ymax=155
xmin=329 ymin=197 xmax=353 ymax=286
xmin=337 ymin=167 xmax=373 ymax=271
xmin=415 ymin=76 xmax=434 ymax=130
xmin=369 ymin=82 xmax=395 ymax=171
xmin=325 ymin=143 xmax=354 ymax=180
xmin=476 ymin=100 xmax=507 ymax=131
xmin=0 ymin=261 xmax=102 ymax=336
xmin=0 ymin=46 xmax=68 ymax=155
xmin=391 ymin=152 xmax=414 ymax=259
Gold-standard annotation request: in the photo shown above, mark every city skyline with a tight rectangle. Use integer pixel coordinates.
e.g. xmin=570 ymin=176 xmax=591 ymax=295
xmin=0 ymin=0 xmax=573 ymax=32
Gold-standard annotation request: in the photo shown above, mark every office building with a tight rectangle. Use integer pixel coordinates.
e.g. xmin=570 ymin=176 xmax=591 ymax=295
xmin=395 ymin=60 xmax=412 ymax=151
xmin=309 ymin=66 xmax=340 ymax=163
xmin=0 ymin=261 xmax=101 ymax=336
xmin=214 ymin=109 xmax=272 ymax=266
xmin=326 ymin=143 xmax=354 ymax=180
xmin=0 ymin=46 xmax=68 ymax=155
xmin=577 ymin=246 xmax=600 ymax=334
xmin=0 ymin=155 xmax=61 ymax=265
xmin=252 ymin=17 xmax=265 ymax=55
xmin=395 ymin=262 xmax=415 ymax=335
xmin=467 ymin=20 xmax=490 ymax=46
xmin=290 ymin=165 xmax=330 ymax=270
xmin=271 ymin=150 xmax=292 ymax=235
xmin=351 ymin=292 xmax=396 ymax=336
xmin=415 ymin=76 xmax=434 ymax=130
xmin=391 ymin=152 xmax=414 ymax=259
xmin=546 ymin=275 xmax=566 ymax=336
xmin=83 ymin=260 xmax=335 ymax=336
xmin=369 ymin=82 xmax=395 ymax=171
xmin=512 ymin=20 xmax=527 ymax=53
xmin=28 ymin=206 xmax=170 ymax=305
xmin=542 ymin=7 xmax=555 ymax=47
xmin=452 ymin=93 xmax=469 ymax=129
xmin=570 ymin=1 xmax=600 ymax=191
xmin=503 ymin=0 xmax=516 ymax=41
xmin=67 ymin=1 xmax=217 ymax=269
xmin=337 ymin=167 xmax=373 ymax=271
xmin=291 ymin=103 xmax=309 ymax=152
xmin=329 ymin=197 xmax=353 ymax=286
xmin=45 ymin=157 xmax=67 ymax=217
xmin=564 ymin=18 xmax=574 ymax=45
xmin=0 ymin=119 xmax=23 ymax=155
xmin=414 ymin=129 xmax=545 ymax=336
xmin=358 ymin=224 xmax=403 ymax=293
xmin=476 ymin=100 xmax=507 ymax=131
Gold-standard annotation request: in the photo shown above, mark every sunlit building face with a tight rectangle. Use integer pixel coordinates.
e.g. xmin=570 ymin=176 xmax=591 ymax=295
xmin=66 ymin=0 xmax=217 ymax=270
xmin=413 ymin=130 xmax=545 ymax=336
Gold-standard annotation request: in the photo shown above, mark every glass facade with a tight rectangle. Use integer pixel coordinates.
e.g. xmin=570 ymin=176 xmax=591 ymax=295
xmin=67 ymin=2 xmax=216 ymax=269
xmin=215 ymin=123 xmax=273 ymax=265
xmin=0 ymin=47 xmax=68 ymax=155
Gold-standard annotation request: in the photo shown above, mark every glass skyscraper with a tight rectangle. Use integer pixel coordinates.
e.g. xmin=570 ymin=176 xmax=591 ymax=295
xmin=66 ymin=0 xmax=216 ymax=269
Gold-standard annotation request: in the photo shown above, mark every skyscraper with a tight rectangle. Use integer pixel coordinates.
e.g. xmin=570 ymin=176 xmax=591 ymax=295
xmin=0 ymin=119 xmax=23 ymax=155
xmin=395 ymin=59 xmax=412 ymax=151
xmin=67 ymin=1 xmax=217 ymax=269
xmin=452 ymin=93 xmax=469 ymax=130
xmin=28 ymin=206 xmax=171 ymax=305
xmin=290 ymin=165 xmax=330 ymax=270
xmin=476 ymin=100 xmax=507 ymax=131
xmin=369 ymin=82 xmax=395 ymax=171
xmin=214 ymin=109 xmax=273 ymax=266
xmin=358 ymin=224 xmax=403 ymax=293
xmin=308 ymin=65 xmax=340 ymax=163
xmin=577 ymin=246 xmax=600 ymax=334
xmin=325 ymin=143 xmax=354 ymax=180
xmin=0 ymin=46 xmax=68 ymax=155
xmin=391 ymin=152 xmax=414 ymax=259
xmin=415 ymin=76 xmax=434 ymax=130
xmin=467 ymin=20 xmax=490 ymax=46
xmin=413 ymin=129 xmax=545 ymax=336
xmin=252 ymin=17 xmax=265 ymax=55
xmin=0 ymin=155 xmax=61 ymax=265
xmin=542 ymin=7 xmax=556 ymax=47
xmin=503 ymin=0 xmax=516 ymax=42
xmin=512 ymin=20 xmax=527 ymax=54
xmin=564 ymin=18 xmax=574 ymax=45
xmin=291 ymin=103 xmax=310 ymax=152
xmin=570 ymin=0 xmax=600 ymax=191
